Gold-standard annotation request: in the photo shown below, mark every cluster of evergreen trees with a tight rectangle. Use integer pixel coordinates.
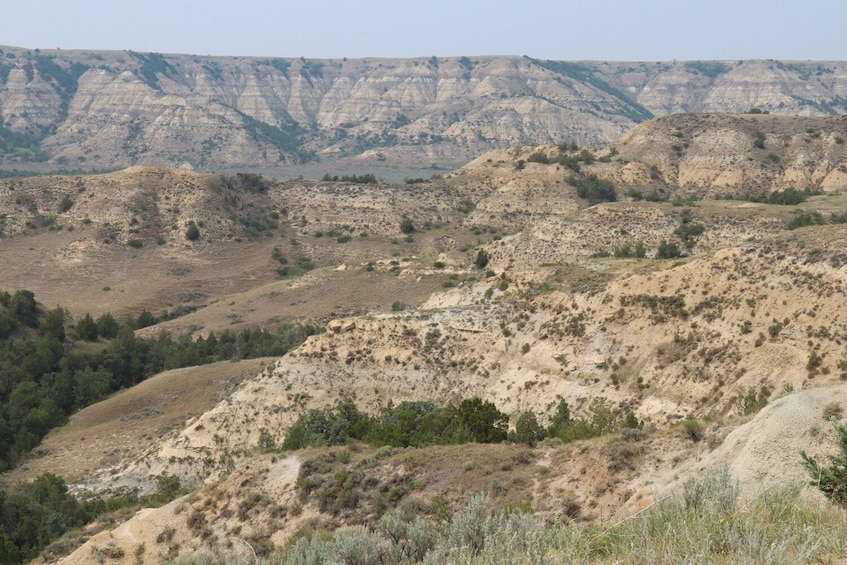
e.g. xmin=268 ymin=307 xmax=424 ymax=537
xmin=280 ymin=396 xmax=639 ymax=451
xmin=0 ymin=473 xmax=97 ymax=563
xmin=0 ymin=471 xmax=184 ymax=564
xmin=0 ymin=289 xmax=320 ymax=472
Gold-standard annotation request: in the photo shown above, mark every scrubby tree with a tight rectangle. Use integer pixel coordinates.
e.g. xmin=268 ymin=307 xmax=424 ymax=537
xmin=134 ymin=310 xmax=157 ymax=329
xmin=656 ymin=240 xmax=682 ymax=259
xmin=475 ymin=249 xmax=490 ymax=269
xmin=456 ymin=397 xmax=508 ymax=443
xmin=96 ymin=312 xmax=119 ymax=339
xmin=73 ymin=367 xmax=111 ymax=408
xmin=8 ymin=290 xmax=37 ymax=327
xmin=399 ymin=217 xmax=415 ymax=234
xmin=622 ymin=412 xmax=641 ymax=429
xmin=0 ymin=312 xmax=13 ymax=341
xmin=801 ymin=423 xmax=847 ymax=507
xmin=568 ymin=174 xmax=617 ymax=204
xmin=74 ymin=313 xmax=98 ymax=341
xmin=547 ymin=398 xmax=571 ymax=437
xmin=39 ymin=307 xmax=66 ymax=341
xmin=512 ymin=411 xmax=545 ymax=447
xmin=185 ymin=221 xmax=201 ymax=241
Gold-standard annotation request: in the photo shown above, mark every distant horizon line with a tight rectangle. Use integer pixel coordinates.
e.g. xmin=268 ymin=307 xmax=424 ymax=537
xmin=1 ymin=45 xmax=844 ymax=64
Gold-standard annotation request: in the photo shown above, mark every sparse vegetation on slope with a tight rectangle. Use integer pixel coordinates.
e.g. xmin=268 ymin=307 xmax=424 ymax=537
xmin=0 ymin=289 xmax=320 ymax=472
xmin=166 ymin=468 xmax=846 ymax=565
xmin=3 ymin=112 xmax=847 ymax=563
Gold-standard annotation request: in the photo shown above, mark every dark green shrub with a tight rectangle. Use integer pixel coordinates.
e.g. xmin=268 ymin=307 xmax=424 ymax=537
xmin=674 ymin=220 xmax=705 ymax=249
xmin=155 ymin=472 xmax=182 ymax=503
xmin=740 ymin=386 xmax=771 ymax=415
xmin=527 ymin=151 xmax=550 ymax=164
xmin=546 ymin=398 xmax=571 ymax=438
xmin=297 ymin=257 xmax=315 ymax=271
xmin=127 ymin=239 xmax=143 ymax=248
xmin=456 ymin=398 xmax=508 ymax=443
xmin=512 ymin=411 xmax=545 ymax=447
xmin=75 ymin=313 xmax=98 ymax=341
xmin=568 ymin=174 xmax=617 ymax=204
xmin=557 ymin=153 xmax=581 ymax=172
xmin=59 ymin=195 xmax=74 ymax=213
xmin=234 ymin=172 xmax=269 ymax=193
xmin=185 ymin=221 xmax=201 ymax=241
xmin=767 ymin=187 xmax=806 ymax=205
xmin=622 ymin=412 xmax=641 ymax=429
xmin=685 ymin=61 xmax=730 ymax=77
xmin=96 ymin=312 xmax=119 ymax=339
xmin=475 ymin=249 xmax=490 ymax=269
xmin=556 ymin=398 xmax=618 ymax=443
xmin=333 ymin=173 xmax=377 ymax=184
xmin=801 ymin=422 xmax=847 ymax=507
xmin=614 ymin=241 xmax=646 ymax=258
xmin=787 ymin=212 xmax=824 ymax=230
xmin=0 ymin=312 xmax=15 ymax=341
xmin=400 ymin=218 xmax=415 ymax=234
xmin=579 ymin=149 xmax=595 ymax=164
xmin=272 ymin=247 xmax=287 ymax=264
xmin=656 ymin=240 xmax=682 ymax=259
xmin=457 ymin=199 xmax=476 ymax=214
xmin=9 ymin=290 xmax=38 ymax=327
xmin=681 ymin=416 xmax=703 ymax=441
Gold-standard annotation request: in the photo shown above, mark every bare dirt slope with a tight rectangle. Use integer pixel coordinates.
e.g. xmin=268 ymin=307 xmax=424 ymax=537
xmin=608 ymin=113 xmax=847 ymax=194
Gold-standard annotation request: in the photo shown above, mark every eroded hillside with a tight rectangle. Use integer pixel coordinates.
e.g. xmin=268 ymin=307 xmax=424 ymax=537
xmin=1 ymin=45 xmax=847 ymax=172
xmin=4 ymin=115 xmax=847 ymax=563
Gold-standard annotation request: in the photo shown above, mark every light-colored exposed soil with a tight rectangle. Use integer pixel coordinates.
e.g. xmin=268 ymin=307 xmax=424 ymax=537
xmin=5 ymin=115 xmax=847 ymax=563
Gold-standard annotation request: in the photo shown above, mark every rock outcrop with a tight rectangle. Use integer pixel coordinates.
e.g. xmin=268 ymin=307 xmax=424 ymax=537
xmin=1 ymin=46 xmax=846 ymax=170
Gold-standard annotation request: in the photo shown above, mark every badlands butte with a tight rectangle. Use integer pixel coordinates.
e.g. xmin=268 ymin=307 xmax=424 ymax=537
xmin=3 ymin=112 xmax=847 ymax=562
xmin=1 ymin=45 xmax=847 ymax=174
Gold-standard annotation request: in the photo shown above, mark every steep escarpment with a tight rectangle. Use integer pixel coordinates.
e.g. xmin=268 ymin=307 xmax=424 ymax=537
xmin=1 ymin=46 xmax=846 ymax=171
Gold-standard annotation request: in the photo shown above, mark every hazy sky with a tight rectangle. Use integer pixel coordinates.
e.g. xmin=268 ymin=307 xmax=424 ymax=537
xmin=3 ymin=0 xmax=845 ymax=61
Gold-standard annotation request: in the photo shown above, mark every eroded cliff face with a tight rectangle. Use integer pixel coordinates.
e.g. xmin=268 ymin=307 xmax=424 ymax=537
xmin=607 ymin=113 xmax=847 ymax=194
xmin=1 ymin=45 xmax=846 ymax=170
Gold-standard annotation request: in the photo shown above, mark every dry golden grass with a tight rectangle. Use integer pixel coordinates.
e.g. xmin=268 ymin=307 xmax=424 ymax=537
xmin=3 ymin=358 xmax=277 ymax=488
